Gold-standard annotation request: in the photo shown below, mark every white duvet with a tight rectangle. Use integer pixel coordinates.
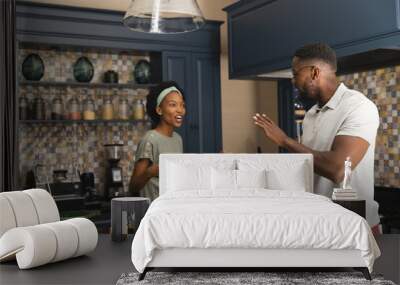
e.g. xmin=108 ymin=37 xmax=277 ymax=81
xmin=131 ymin=190 xmax=380 ymax=273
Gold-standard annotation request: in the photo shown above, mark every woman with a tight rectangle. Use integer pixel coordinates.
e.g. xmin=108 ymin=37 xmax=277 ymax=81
xmin=129 ymin=81 xmax=186 ymax=201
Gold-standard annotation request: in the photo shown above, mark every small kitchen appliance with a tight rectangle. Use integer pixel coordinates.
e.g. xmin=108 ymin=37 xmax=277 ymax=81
xmin=104 ymin=143 xmax=124 ymax=199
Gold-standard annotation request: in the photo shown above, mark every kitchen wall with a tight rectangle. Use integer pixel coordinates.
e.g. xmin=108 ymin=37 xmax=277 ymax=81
xmin=256 ymin=81 xmax=279 ymax=153
xmin=339 ymin=66 xmax=400 ymax=188
xmin=18 ymin=46 xmax=151 ymax=194
xmin=24 ymin=0 xmax=279 ymax=154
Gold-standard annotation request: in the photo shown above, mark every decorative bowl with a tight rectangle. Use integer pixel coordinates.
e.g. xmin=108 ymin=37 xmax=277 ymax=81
xmin=22 ymin=53 xmax=44 ymax=81
xmin=73 ymin=56 xmax=94 ymax=82
xmin=134 ymin=60 xmax=151 ymax=84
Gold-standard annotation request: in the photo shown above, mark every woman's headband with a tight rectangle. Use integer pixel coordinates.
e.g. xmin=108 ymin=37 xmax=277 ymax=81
xmin=156 ymin=86 xmax=182 ymax=107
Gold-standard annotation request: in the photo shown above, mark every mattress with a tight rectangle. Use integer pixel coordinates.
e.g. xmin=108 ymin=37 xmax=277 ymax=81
xmin=131 ymin=189 xmax=380 ymax=273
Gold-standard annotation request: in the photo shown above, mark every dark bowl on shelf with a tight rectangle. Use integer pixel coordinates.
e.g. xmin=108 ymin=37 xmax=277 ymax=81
xmin=73 ymin=56 xmax=94 ymax=82
xmin=22 ymin=53 xmax=44 ymax=81
xmin=134 ymin=60 xmax=151 ymax=84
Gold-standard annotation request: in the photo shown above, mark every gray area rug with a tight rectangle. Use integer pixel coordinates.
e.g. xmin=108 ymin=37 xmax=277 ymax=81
xmin=116 ymin=271 xmax=396 ymax=285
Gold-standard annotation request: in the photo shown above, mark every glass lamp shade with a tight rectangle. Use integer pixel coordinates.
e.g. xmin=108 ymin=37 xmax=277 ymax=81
xmin=123 ymin=0 xmax=205 ymax=33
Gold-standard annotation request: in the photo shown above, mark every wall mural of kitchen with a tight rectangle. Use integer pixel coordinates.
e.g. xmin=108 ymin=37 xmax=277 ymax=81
xmin=18 ymin=45 xmax=153 ymax=199
xmin=18 ymin=47 xmax=399 ymax=197
xmin=339 ymin=65 xmax=400 ymax=188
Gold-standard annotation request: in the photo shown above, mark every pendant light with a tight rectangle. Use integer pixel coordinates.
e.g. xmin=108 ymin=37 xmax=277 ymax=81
xmin=123 ymin=0 xmax=205 ymax=34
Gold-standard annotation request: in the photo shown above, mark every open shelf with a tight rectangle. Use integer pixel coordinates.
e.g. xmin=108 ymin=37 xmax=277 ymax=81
xmin=20 ymin=119 xmax=148 ymax=124
xmin=19 ymin=81 xmax=157 ymax=89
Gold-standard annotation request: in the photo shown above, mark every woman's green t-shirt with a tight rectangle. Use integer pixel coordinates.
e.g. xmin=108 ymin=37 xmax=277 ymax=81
xmin=131 ymin=129 xmax=183 ymax=201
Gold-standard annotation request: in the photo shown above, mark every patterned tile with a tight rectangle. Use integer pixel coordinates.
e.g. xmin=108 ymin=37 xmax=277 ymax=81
xmin=340 ymin=66 xmax=400 ymax=188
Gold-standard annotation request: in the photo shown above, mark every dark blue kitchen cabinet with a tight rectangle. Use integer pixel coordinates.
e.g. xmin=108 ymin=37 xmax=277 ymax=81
xmin=192 ymin=53 xmax=222 ymax=153
xmin=162 ymin=51 xmax=194 ymax=152
xmin=163 ymin=51 xmax=222 ymax=153
xmin=224 ymin=0 xmax=400 ymax=78
xmin=16 ymin=2 xmax=223 ymax=154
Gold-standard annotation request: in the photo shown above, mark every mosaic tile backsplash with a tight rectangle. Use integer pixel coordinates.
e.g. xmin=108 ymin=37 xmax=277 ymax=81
xmin=18 ymin=46 xmax=152 ymax=194
xmin=339 ymin=66 xmax=400 ymax=188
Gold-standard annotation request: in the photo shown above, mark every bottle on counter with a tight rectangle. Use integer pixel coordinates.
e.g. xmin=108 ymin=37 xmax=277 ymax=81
xmin=51 ymin=90 xmax=64 ymax=120
xmin=102 ymin=95 xmax=114 ymax=120
xmin=83 ymin=95 xmax=96 ymax=120
xmin=68 ymin=95 xmax=81 ymax=120
xmin=132 ymin=99 xmax=145 ymax=120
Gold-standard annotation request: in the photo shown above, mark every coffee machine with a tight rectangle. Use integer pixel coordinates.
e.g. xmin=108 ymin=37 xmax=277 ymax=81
xmin=104 ymin=143 xmax=124 ymax=199
xmin=80 ymin=172 xmax=98 ymax=200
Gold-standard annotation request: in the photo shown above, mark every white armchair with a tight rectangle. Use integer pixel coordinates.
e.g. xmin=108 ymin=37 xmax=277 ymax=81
xmin=0 ymin=189 xmax=98 ymax=269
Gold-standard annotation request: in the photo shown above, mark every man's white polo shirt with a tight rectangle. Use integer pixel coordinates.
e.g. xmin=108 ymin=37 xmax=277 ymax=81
xmin=302 ymin=83 xmax=380 ymax=226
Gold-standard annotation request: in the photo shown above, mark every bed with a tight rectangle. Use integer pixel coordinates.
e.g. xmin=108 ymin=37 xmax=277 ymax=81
xmin=131 ymin=154 xmax=380 ymax=280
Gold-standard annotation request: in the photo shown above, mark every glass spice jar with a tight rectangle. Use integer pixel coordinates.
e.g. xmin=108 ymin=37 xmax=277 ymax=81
xmin=68 ymin=96 xmax=81 ymax=120
xmin=51 ymin=90 xmax=64 ymax=120
xmin=19 ymin=94 xmax=29 ymax=120
xmin=102 ymin=95 xmax=114 ymax=120
xmin=33 ymin=90 xmax=46 ymax=120
xmin=118 ymin=96 xmax=129 ymax=120
xmin=83 ymin=96 xmax=96 ymax=120
xmin=132 ymin=99 xmax=145 ymax=120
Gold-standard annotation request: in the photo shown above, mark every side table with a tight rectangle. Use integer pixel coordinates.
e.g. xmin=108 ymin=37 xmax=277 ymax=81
xmin=333 ymin=199 xmax=366 ymax=218
xmin=111 ymin=197 xmax=150 ymax=242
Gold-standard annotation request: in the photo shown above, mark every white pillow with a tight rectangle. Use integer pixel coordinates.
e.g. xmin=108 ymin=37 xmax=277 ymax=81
xmin=212 ymin=168 xmax=236 ymax=190
xmin=211 ymin=169 xmax=268 ymax=190
xmin=236 ymin=169 xmax=267 ymax=189
xmin=238 ymin=159 xmax=308 ymax=192
xmin=266 ymin=166 xmax=307 ymax=191
xmin=167 ymin=163 xmax=212 ymax=191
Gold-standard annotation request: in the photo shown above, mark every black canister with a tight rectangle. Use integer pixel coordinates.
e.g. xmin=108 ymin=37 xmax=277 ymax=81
xmin=103 ymin=70 xmax=119 ymax=83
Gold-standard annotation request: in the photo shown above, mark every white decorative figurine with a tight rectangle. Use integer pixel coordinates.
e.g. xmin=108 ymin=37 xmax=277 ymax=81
xmin=332 ymin=157 xmax=357 ymax=200
xmin=342 ymin=156 xmax=352 ymax=190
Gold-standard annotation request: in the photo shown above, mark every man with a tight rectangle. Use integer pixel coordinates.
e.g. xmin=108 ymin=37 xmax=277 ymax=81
xmin=253 ymin=43 xmax=380 ymax=233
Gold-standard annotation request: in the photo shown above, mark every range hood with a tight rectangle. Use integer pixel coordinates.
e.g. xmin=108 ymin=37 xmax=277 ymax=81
xmin=224 ymin=0 xmax=400 ymax=79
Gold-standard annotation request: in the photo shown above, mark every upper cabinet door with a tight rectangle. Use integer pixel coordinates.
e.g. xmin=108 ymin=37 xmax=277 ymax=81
xmin=192 ymin=53 xmax=222 ymax=153
xmin=225 ymin=0 xmax=400 ymax=78
xmin=162 ymin=51 xmax=200 ymax=153
xmin=162 ymin=51 xmax=192 ymax=90
xmin=162 ymin=51 xmax=222 ymax=154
